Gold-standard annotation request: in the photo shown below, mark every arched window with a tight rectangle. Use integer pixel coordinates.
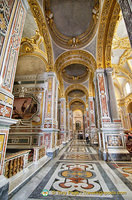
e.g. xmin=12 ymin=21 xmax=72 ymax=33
xmin=126 ymin=82 xmax=130 ymax=94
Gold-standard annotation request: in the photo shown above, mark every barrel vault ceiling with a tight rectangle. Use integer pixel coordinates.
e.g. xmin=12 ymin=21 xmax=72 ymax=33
xmin=15 ymin=0 xmax=131 ymax=112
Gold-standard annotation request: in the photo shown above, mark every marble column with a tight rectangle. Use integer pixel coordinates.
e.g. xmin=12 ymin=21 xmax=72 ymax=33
xmin=44 ymin=72 xmax=59 ymax=157
xmin=106 ymin=68 xmax=119 ymax=122
xmin=0 ymin=1 xmax=28 ymax=199
xmin=94 ymin=68 xmax=130 ymax=161
xmin=66 ymin=107 xmax=71 ymax=141
xmin=95 ymin=68 xmax=111 ymax=125
xmin=69 ymin=110 xmax=73 ymax=139
xmin=86 ymin=108 xmax=90 ymax=132
xmin=59 ymin=98 xmax=67 ymax=145
xmin=118 ymin=0 xmax=132 ymax=47
xmin=88 ymin=97 xmax=98 ymax=144
xmin=84 ymin=109 xmax=88 ymax=133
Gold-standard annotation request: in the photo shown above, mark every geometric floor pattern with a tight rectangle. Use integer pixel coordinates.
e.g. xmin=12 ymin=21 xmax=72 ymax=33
xmin=10 ymin=139 xmax=132 ymax=200
xmin=108 ymin=162 xmax=132 ymax=183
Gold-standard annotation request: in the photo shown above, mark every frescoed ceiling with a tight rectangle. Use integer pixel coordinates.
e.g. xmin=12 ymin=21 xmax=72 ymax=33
xmin=44 ymin=0 xmax=99 ymax=49
xmin=15 ymin=1 xmax=131 ymax=113
xmin=61 ymin=64 xmax=89 ymax=84
xmin=68 ymin=90 xmax=85 ymax=98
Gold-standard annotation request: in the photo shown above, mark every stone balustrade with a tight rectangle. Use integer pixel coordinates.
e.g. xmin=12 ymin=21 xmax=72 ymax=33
xmin=4 ymin=150 xmax=30 ymax=178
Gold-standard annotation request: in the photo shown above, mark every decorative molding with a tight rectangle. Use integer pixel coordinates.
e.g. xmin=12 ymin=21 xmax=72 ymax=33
xmin=54 ymin=50 xmax=96 ymax=98
xmin=69 ymin=98 xmax=86 ymax=110
xmin=105 ymin=2 xmax=120 ymax=68
xmin=65 ymin=84 xmax=88 ymax=102
xmin=97 ymin=0 xmax=120 ymax=68
xmin=27 ymin=0 xmax=53 ymax=71
xmin=44 ymin=0 xmax=100 ymax=49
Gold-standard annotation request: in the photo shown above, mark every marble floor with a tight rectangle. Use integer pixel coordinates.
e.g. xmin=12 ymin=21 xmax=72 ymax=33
xmin=10 ymin=140 xmax=132 ymax=200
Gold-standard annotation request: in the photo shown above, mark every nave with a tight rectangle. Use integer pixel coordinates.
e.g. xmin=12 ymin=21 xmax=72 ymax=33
xmin=10 ymin=139 xmax=132 ymax=200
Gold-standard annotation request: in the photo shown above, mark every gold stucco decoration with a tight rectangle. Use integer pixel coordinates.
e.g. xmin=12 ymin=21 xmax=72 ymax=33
xmin=0 ymin=13 xmax=6 ymax=30
xmin=69 ymin=98 xmax=86 ymax=111
xmin=44 ymin=0 xmax=100 ymax=49
xmin=65 ymin=84 xmax=89 ymax=102
xmin=55 ymin=50 xmax=96 ymax=100
xmin=97 ymin=0 xmax=120 ymax=68
xmin=27 ymin=0 xmax=53 ymax=71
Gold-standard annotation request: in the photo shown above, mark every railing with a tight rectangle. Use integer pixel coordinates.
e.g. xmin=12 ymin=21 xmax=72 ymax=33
xmin=4 ymin=150 xmax=30 ymax=178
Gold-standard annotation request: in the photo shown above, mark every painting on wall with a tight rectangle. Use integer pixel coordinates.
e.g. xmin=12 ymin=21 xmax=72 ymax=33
xmin=12 ymin=97 xmax=38 ymax=120
xmin=0 ymin=135 xmax=4 ymax=152
xmin=0 ymin=135 xmax=4 ymax=164
xmin=107 ymin=135 xmax=123 ymax=147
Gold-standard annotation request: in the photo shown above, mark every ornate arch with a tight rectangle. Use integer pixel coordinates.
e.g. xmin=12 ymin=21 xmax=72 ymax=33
xmin=27 ymin=0 xmax=54 ymax=71
xmin=55 ymin=50 xmax=96 ymax=73
xmin=55 ymin=50 xmax=96 ymax=98
xmin=97 ymin=0 xmax=120 ymax=68
xmin=65 ymin=84 xmax=89 ymax=101
xmin=69 ymin=98 xmax=86 ymax=110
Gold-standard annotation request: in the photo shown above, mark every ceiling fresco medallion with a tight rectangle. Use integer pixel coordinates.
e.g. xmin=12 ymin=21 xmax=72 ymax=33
xmin=68 ymin=89 xmax=85 ymax=98
xmin=70 ymin=101 xmax=85 ymax=111
xmin=44 ymin=0 xmax=100 ymax=49
xmin=62 ymin=63 xmax=89 ymax=84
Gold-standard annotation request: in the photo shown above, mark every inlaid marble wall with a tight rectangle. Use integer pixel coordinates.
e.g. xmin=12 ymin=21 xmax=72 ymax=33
xmin=0 ymin=0 xmax=15 ymax=57
xmin=0 ymin=0 xmax=28 ymax=175
xmin=43 ymin=72 xmax=59 ymax=157
xmin=88 ymin=97 xmax=98 ymax=144
xmin=59 ymin=98 xmax=67 ymax=144
xmin=96 ymin=69 xmax=111 ymax=124
xmin=94 ymin=69 xmax=129 ymax=160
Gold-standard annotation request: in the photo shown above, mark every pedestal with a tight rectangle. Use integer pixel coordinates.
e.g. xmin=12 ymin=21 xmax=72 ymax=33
xmin=0 ymin=175 xmax=9 ymax=200
xmin=100 ymin=123 xmax=131 ymax=161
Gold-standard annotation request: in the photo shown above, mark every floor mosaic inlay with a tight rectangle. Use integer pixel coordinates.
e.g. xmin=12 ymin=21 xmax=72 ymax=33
xmin=43 ymin=162 xmax=111 ymax=197
xmin=60 ymin=153 xmax=94 ymax=161
xmin=109 ymin=162 xmax=132 ymax=184
xmin=10 ymin=139 xmax=132 ymax=200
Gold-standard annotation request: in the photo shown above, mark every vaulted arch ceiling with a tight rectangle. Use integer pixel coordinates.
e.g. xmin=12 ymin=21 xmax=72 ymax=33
xmin=55 ymin=50 xmax=96 ymax=73
xmin=97 ymin=0 xmax=120 ymax=68
xmin=65 ymin=84 xmax=88 ymax=101
xmin=69 ymin=98 xmax=86 ymax=111
xmin=54 ymin=50 xmax=96 ymax=97
xmin=97 ymin=0 xmax=131 ymax=104
xmin=44 ymin=0 xmax=100 ymax=49
xmin=61 ymin=64 xmax=89 ymax=84
xmin=27 ymin=0 xmax=54 ymax=71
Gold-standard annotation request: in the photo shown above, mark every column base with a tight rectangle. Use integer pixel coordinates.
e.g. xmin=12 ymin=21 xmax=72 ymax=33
xmin=90 ymin=128 xmax=98 ymax=145
xmin=107 ymin=149 xmax=131 ymax=161
xmin=46 ymin=147 xmax=60 ymax=158
xmin=100 ymin=149 xmax=131 ymax=161
xmin=46 ymin=148 xmax=56 ymax=158
xmin=62 ymin=141 xmax=67 ymax=146
xmin=0 ymin=175 xmax=9 ymax=200
xmin=55 ymin=147 xmax=59 ymax=156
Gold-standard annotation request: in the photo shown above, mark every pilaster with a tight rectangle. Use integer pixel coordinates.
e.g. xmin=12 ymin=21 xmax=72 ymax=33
xmin=106 ymin=68 xmax=119 ymax=122
xmin=94 ymin=69 xmax=130 ymax=161
xmin=44 ymin=72 xmax=59 ymax=157
xmin=95 ymin=68 xmax=111 ymax=126
xmin=59 ymin=97 xmax=67 ymax=145
xmin=69 ymin=110 xmax=73 ymax=139
xmin=88 ymin=97 xmax=98 ymax=144
xmin=0 ymin=1 xmax=28 ymax=199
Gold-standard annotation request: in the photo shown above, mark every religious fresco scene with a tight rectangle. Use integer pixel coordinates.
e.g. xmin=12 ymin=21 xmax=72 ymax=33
xmin=0 ymin=0 xmax=132 ymax=200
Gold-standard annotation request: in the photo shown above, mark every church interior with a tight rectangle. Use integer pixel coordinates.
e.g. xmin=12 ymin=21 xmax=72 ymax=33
xmin=0 ymin=0 xmax=132 ymax=199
